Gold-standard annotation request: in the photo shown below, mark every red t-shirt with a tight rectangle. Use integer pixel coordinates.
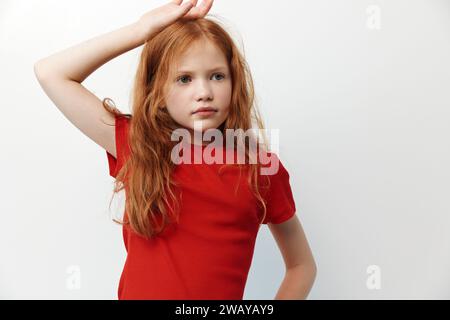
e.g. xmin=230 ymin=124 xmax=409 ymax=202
xmin=106 ymin=114 xmax=296 ymax=300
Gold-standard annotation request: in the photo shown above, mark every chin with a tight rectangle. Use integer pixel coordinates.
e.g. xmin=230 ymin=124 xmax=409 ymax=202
xmin=190 ymin=119 xmax=224 ymax=131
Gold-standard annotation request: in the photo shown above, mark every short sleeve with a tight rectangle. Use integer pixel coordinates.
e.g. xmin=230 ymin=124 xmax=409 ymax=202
xmin=106 ymin=114 xmax=131 ymax=178
xmin=260 ymin=153 xmax=297 ymax=224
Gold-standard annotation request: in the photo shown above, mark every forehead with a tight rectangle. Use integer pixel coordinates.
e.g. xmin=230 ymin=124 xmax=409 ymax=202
xmin=174 ymin=40 xmax=229 ymax=73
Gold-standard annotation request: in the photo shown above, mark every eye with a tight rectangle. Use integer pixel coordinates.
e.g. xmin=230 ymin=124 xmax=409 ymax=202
xmin=212 ymin=73 xmax=225 ymax=81
xmin=177 ymin=75 xmax=191 ymax=84
xmin=176 ymin=73 xmax=226 ymax=84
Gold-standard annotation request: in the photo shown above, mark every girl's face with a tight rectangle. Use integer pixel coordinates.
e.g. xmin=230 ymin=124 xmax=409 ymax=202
xmin=164 ymin=40 xmax=232 ymax=143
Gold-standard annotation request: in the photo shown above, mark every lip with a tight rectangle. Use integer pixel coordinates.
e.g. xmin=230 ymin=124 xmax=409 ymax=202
xmin=192 ymin=106 xmax=218 ymax=115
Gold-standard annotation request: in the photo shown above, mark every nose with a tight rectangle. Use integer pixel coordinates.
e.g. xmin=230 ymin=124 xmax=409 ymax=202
xmin=194 ymin=79 xmax=213 ymax=102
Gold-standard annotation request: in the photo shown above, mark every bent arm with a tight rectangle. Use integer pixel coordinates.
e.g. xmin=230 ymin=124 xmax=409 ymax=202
xmin=34 ymin=22 xmax=146 ymax=82
xmin=274 ymin=262 xmax=317 ymax=300
xmin=268 ymin=215 xmax=317 ymax=299
xmin=33 ymin=21 xmax=148 ymax=159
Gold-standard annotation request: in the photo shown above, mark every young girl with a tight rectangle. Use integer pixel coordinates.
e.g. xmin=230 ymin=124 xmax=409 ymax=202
xmin=34 ymin=0 xmax=316 ymax=300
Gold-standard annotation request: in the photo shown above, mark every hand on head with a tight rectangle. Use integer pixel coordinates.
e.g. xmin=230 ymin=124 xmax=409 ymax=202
xmin=138 ymin=0 xmax=215 ymax=41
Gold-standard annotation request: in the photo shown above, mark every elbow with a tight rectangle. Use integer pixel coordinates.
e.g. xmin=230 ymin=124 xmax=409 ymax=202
xmin=33 ymin=60 xmax=47 ymax=82
xmin=309 ymin=257 xmax=318 ymax=279
xmin=287 ymin=259 xmax=317 ymax=278
xmin=34 ymin=60 xmax=73 ymax=83
xmin=311 ymin=262 xmax=318 ymax=282
xmin=34 ymin=59 xmax=56 ymax=82
xmin=288 ymin=255 xmax=317 ymax=273
xmin=306 ymin=262 xmax=318 ymax=289
xmin=304 ymin=260 xmax=317 ymax=281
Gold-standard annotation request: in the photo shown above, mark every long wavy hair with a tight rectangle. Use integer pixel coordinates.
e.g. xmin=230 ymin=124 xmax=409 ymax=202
xmin=102 ymin=16 xmax=271 ymax=239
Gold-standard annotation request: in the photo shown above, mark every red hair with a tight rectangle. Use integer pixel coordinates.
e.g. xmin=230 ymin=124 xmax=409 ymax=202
xmin=102 ymin=17 xmax=271 ymax=239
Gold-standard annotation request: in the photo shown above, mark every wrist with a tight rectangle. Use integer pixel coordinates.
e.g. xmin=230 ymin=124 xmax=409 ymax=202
xmin=129 ymin=20 xmax=151 ymax=45
xmin=133 ymin=19 xmax=159 ymax=44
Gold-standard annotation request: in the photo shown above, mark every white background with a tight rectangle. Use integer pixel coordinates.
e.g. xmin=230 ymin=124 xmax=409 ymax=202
xmin=1 ymin=0 xmax=449 ymax=299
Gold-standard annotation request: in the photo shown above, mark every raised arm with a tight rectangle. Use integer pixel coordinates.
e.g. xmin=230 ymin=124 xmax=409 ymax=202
xmin=34 ymin=22 xmax=146 ymax=159
xmin=33 ymin=0 xmax=212 ymax=159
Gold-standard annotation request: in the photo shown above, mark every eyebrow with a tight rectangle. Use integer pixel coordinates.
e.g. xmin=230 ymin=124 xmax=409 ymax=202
xmin=176 ymin=66 xmax=228 ymax=74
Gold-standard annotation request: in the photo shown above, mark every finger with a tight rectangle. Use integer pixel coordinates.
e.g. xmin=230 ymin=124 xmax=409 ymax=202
xmin=181 ymin=1 xmax=194 ymax=10
xmin=198 ymin=0 xmax=214 ymax=17
xmin=185 ymin=0 xmax=211 ymax=19
xmin=172 ymin=0 xmax=183 ymax=4
xmin=182 ymin=1 xmax=198 ymax=19
xmin=183 ymin=0 xmax=206 ymax=19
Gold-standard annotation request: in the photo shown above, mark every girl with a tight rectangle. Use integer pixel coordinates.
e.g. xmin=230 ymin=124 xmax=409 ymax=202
xmin=34 ymin=0 xmax=316 ymax=300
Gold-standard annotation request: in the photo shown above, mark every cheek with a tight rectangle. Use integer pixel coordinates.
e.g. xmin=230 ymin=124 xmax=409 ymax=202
xmin=166 ymin=91 xmax=187 ymax=113
xmin=218 ymin=83 xmax=232 ymax=105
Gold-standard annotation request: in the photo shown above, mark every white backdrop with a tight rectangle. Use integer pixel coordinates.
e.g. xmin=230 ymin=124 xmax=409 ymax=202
xmin=1 ymin=0 xmax=449 ymax=299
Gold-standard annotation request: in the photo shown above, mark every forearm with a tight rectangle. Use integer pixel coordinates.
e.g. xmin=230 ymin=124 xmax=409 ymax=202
xmin=34 ymin=22 xmax=147 ymax=83
xmin=274 ymin=264 xmax=317 ymax=300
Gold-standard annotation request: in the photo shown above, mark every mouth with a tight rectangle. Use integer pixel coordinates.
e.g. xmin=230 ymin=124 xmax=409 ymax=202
xmin=192 ymin=107 xmax=218 ymax=115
